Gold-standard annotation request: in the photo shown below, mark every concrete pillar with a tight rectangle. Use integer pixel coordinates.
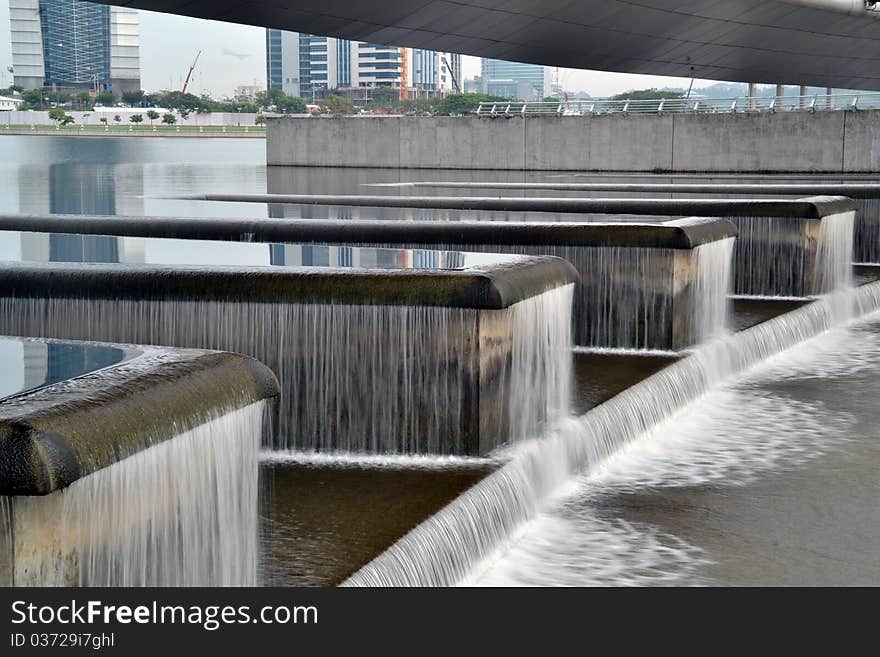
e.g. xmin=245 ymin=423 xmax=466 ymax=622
xmin=776 ymin=84 xmax=785 ymax=110
xmin=827 ymin=87 xmax=836 ymax=110
xmin=799 ymin=85 xmax=809 ymax=109
xmin=748 ymin=83 xmax=758 ymax=111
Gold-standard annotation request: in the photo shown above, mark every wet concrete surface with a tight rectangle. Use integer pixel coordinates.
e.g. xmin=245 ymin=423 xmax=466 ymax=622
xmin=259 ymin=459 xmax=494 ymax=586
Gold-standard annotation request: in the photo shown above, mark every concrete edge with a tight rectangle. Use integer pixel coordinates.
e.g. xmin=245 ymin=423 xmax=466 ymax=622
xmin=0 ymin=346 xmax=280 ymax=496
xmin=0 ymin=214 xmax=741 ymax=249
xmin=796 ymin=195 xmax=860 ymax=217
xmin=0 ymin=258 xmax=576 ymax=310
xmin=164 ymin=193 xmax=865 ymax=218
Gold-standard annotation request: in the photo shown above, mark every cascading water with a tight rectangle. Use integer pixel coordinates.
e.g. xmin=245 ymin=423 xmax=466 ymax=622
xmin=0 ymin=287 xmax=573 ymax=454
xmin=815 ymin=211 xmax=856 ymax=321
xmin=729 ymin=211 xmax=855 ymax=298
xmin=853 ymin=198 xmax=880 ymax=265
xmin=496 ymin=285 xmax=573 ymax=442
xmin=369 ymin=240 xmax=735 ymax=350
xmin=691 ymin=237 xmax=735 ymax=343
xmin=1 ymin=401 xmax=265 ymax=587
xmin=342 ymin=280 xmax=880 ymax=587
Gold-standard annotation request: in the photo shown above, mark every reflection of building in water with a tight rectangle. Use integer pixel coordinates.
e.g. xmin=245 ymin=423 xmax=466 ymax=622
xmin=270 ymin=244 xmax=358 ymax=267
xmin=22 ymin=340 xmax=49 ymax=390
xmin=269 ymin=244 xmax=464 ymax=269
xmin=18 ymin=232 xmax=145 ymax=263
xmin=16 ymin=146 xmax=145 ymax=218
xmin=50 ymin=163 xmax=116 ymax=215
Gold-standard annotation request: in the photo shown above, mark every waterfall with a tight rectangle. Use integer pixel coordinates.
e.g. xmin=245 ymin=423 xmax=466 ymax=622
xmin=1 ymin=401 xmax=265 ymax=587
xmin=729 ymin=211 xmax=855 ymax=297
xmin=692 ymin=237 xmax=735 ymax=343
xmin=367 ymin=240 xmax=734 ymax=350
xmin=0 ymin=286 xmax=573 ymax=454
xmin=342 ymin=280 xmax=880 ymax=587
xmin=853 ymin=198 xmax=880 ymax=265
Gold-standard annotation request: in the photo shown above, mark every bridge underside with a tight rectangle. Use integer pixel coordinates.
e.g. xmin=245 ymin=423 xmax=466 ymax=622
xmin=97 ymin=1 xmax=880 ymax=91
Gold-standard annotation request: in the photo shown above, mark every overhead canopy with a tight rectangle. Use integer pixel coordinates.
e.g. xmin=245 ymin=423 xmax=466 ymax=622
xmin=96 ymin=0 xmax=880 ymax=90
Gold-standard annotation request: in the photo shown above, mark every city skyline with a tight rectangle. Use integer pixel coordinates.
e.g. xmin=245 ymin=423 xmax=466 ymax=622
xmin=0 ymin=1 xmax=717 ymax=99
xmin=266 ymin=30 xmax=461 ymax=100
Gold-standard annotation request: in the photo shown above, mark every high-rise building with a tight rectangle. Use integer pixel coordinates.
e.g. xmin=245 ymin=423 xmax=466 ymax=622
xmin=266 ymin=30 xmax=461 ymax=100
xmin=10 ymin=0 xmax=140 ymax=92
xmin=480 ymin=59 xmax=551 ymax=101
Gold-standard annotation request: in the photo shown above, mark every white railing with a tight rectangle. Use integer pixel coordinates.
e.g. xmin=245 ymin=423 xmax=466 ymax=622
xmin=476 ymin=93 xmax=880 ymax=117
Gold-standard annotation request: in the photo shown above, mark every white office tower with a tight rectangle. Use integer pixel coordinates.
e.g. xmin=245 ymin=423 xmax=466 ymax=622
xmin=9 ymin=0 xmax=141 ymax=92
xmin=267 ymin=29 xmax=461 ymax=98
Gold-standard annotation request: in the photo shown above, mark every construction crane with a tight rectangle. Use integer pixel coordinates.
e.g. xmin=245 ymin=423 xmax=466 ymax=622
xmin=441 ymin=56 xmax=461 ymax=93
xmin=399 ymin=47 xmax=409 ymax=101
xmin=182 ymin=51 xmax=202 ymax=94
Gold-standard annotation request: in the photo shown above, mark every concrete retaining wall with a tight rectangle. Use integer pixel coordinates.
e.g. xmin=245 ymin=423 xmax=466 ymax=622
xmin=267 ymin=112 xmax=880 ymax=173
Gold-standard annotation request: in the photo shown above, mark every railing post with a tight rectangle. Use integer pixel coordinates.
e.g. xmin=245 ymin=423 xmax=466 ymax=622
xmin=657 ymin=99 xmax=665 ymax=114
xmin=622 ymin=101 xmax=629 ymax=114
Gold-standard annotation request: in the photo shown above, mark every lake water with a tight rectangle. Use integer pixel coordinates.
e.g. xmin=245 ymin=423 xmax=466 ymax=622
xmin=0 ymin=135 xmax=268 ymax=219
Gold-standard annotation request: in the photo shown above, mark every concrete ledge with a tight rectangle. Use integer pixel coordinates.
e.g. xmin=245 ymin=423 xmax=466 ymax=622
xmin=0 ymin=213 xmax=736 ymax=250
xmin=0 ymin=341 xmax=280 ymax=496
xmin=0 ymin=258 xmax=577 ymax=310
xmin=168 ymin=193 xmax=858 ymax=218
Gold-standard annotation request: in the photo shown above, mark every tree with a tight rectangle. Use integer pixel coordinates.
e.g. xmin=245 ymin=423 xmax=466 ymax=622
xmin=259 ymin=88 xmax=307 ymax=114
xmin=162 ymin=113 xmax=177 ymax=125
xmin=122 ymin=89 xmax=145 ymax=106
xmin=320 ymin=95 xmax=355 ymax=115
xmin=99 ymin=117 xmax=108 ymax=127
xmin=78 ymin=91 xmax=92 ymax=109
xmin=113 ymin=114 xmax=122 ymax=123
xmin=611 ymin=88 xmax=684 ymax=101
xmin=21 ymin=89 xmax=43 ymax=108
xmin=95 ymin=91 xmax=116 ymax=106
xmin=274 ymin=93 xmax=307 ymax=114
xmin=146 ymin=109 xmax=160 ymax=126
xmin=435 ymin=93 xmax=496 ymax=116
xmin=48 ymin=107 xmax=74 ymax=126
xmin=254 ymin=115 xmax=267 ymax=125
xmin=371 ymin=86 xmax=400 ymax=108
xmin=129 ymin=114 xmax=143 ymax=125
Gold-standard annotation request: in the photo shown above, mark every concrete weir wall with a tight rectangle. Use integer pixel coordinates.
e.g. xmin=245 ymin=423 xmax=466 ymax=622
xmin=0 ymin=214 xmax=735 ymax=350
xmin=0 ymin=340 xmax=279 ymax=586
xmin=267 ymin=112 xmax=880 ymax=173
xmin=0 ymin=256 xmax=576 ymax=456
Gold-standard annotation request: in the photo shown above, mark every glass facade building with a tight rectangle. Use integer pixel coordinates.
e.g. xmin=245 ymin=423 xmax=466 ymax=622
xmin=266 ymin=28 xmax=283 ymax=90
xmin=10 ymin=0 xmax=139 ymax=91
xmin=265 ymin=29 xmax=459 ymax=99
xmin=481 ymin=59 xmax=548 ymax=100
xmin=40 ymin=0 xmax=111 ymax=89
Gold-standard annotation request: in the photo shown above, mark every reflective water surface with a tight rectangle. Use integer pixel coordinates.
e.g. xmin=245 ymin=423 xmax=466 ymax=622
xmin=465 ymin=313 xmax=880 ymax=586
xmin=0 ymin=336 xmax=135 ymax=402
xmin=0 ymin=230 xmax=514 ymax=271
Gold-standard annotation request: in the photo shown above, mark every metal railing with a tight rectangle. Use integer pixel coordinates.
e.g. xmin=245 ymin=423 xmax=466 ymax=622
xmin=476 ymin=93 xmax=880 ymax=117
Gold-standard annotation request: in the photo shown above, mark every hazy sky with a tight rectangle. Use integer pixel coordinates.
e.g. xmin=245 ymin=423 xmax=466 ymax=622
xmin=0 ymin=3 xmax=717 ymax=98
